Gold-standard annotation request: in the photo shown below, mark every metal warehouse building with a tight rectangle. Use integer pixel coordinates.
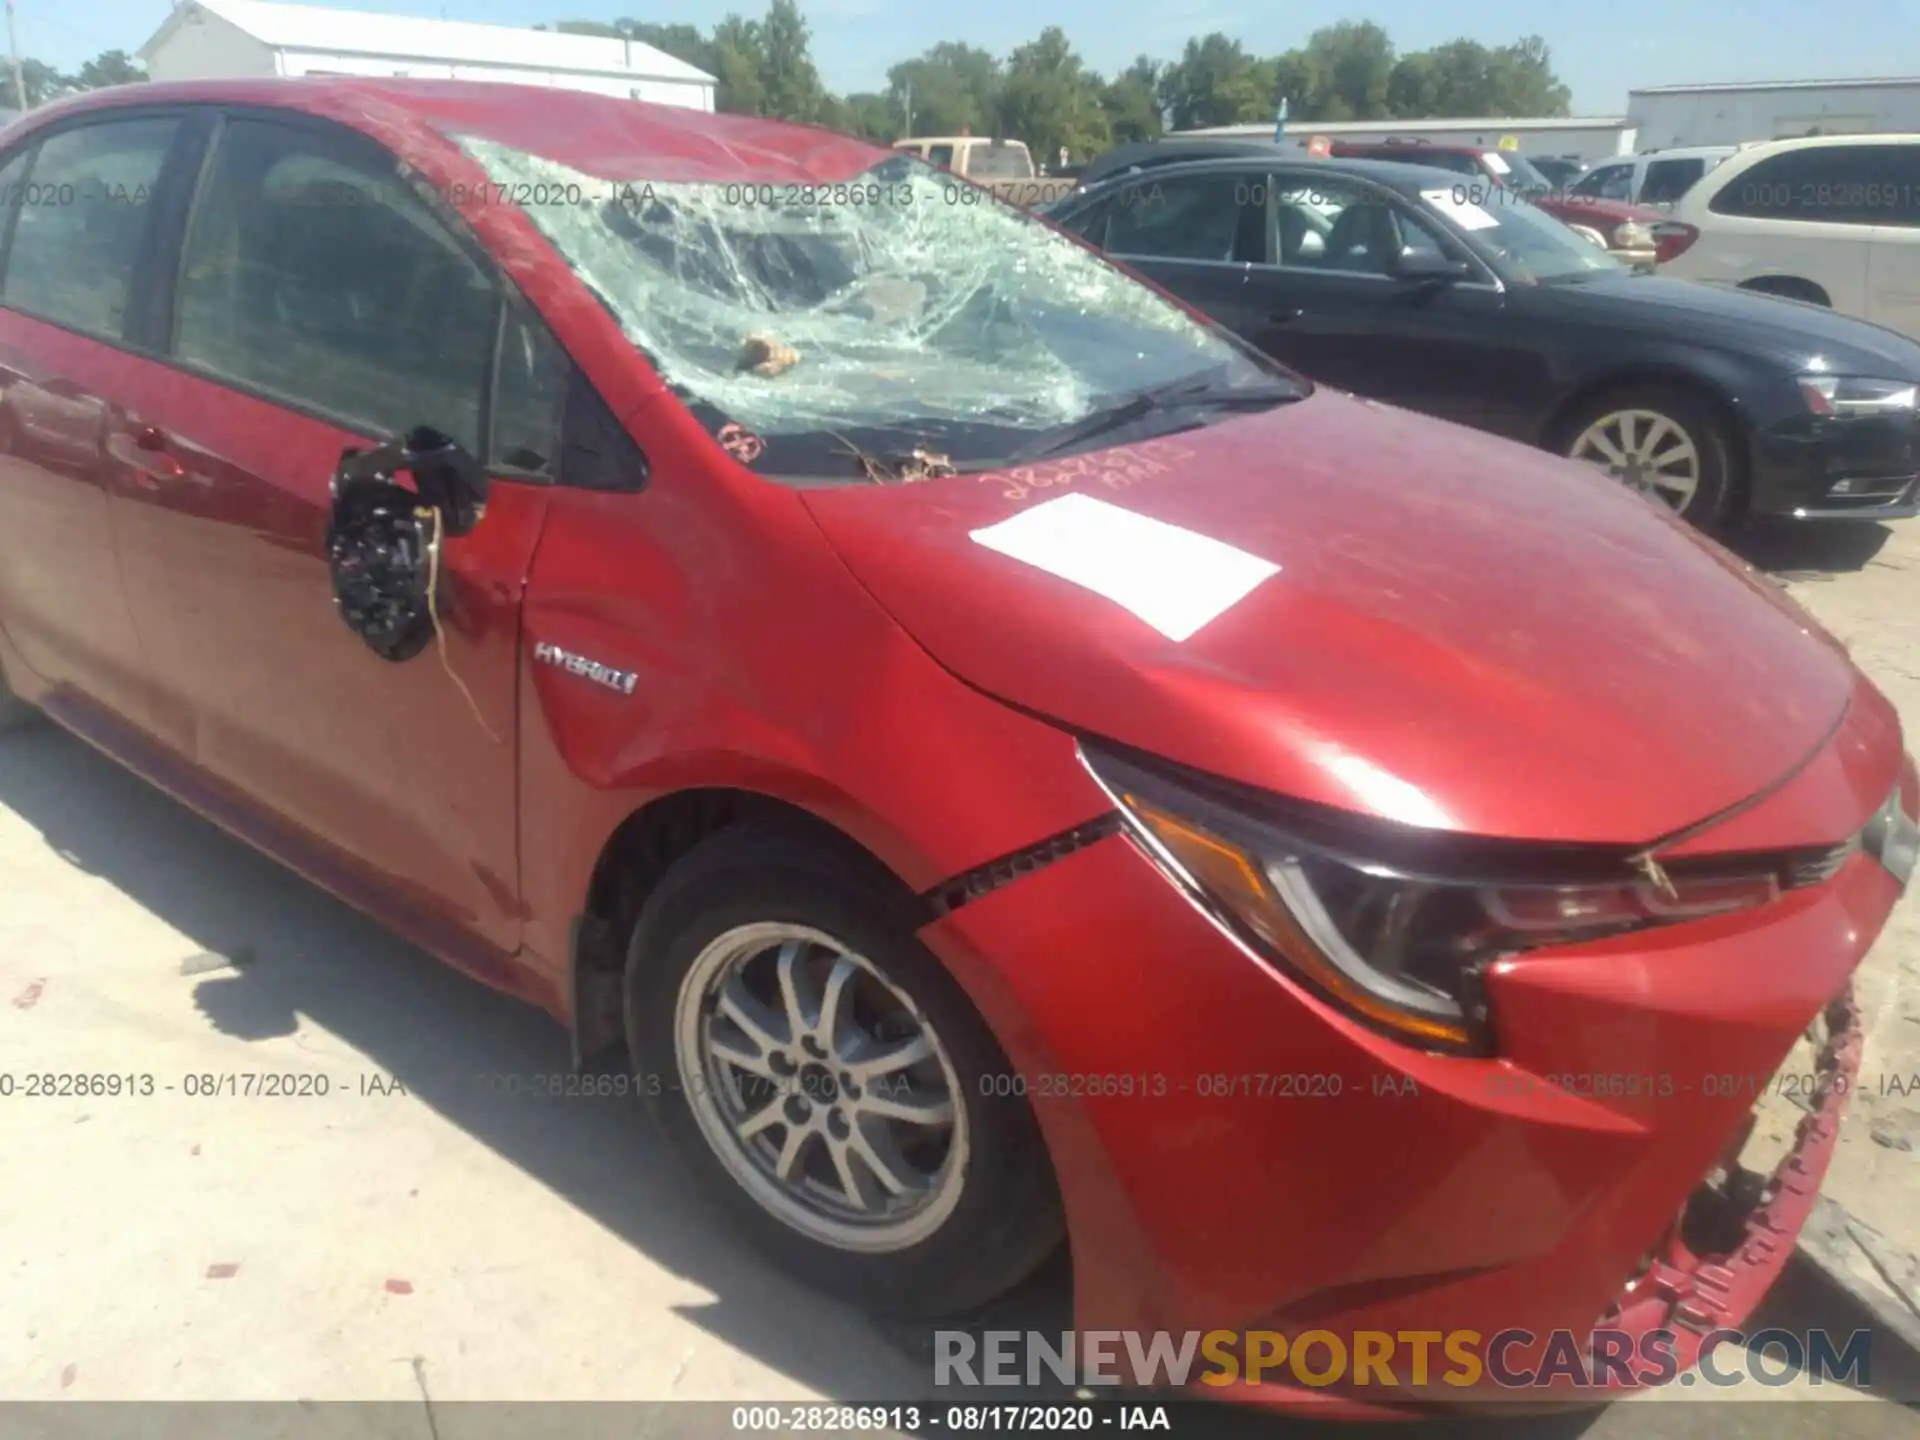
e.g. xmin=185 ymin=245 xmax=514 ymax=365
xmin=1175 ymin=115 xmax=1639 ymax=163
xmin=140 ymin=0 xmax=717 ymax=110
xmin=1628 ymin=77 xmax=1920 ymax=150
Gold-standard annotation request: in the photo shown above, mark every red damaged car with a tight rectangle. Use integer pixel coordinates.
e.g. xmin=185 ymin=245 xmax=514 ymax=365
xmin=0 ymin=81 xmax=1915 ymax=1412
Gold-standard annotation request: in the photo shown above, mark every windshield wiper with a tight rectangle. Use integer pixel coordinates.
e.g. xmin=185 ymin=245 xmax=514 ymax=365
xmin=989 ymin=373 xmax=1298 ymax=468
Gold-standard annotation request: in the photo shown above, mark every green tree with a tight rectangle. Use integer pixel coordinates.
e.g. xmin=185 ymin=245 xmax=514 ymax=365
xmin=709 ymin=14 xmax=768 ymax=114
xmin=1101 ymin=57 xmax=1164 ymax=144
xmin=1157 ymin=34 xmax=1269 ymax=131
xmin=70 ymin=50 xmax=146 ymax=89
xmin=997 ymin=27 xmax=1109 ymax=165
xmin=837 ymin=91 xmax=901 ymax=141
xmin=756 ymin=0 xmax=827 ymax=121
xmin=1481 ymin=36 xmax=1570 ymax=116
xmin=886 ymin=43 xmax=1001 ymax=137
xmin=1385 ymin=34 xmax=1569 ymax=118
xmin=14 ymin=59 xmax=70 ymax=108
xmin=1271 ymin=22 xmax=1394 ymax=121
xmin=627 ymin=22 xmax=718 ymax=76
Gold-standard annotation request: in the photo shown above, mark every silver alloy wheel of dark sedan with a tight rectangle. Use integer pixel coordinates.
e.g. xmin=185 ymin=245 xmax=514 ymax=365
xmin=1567 ymin=406 xmax=1703 ymax=513
xmin=674 ymin=921 xmax=969 ymax=1253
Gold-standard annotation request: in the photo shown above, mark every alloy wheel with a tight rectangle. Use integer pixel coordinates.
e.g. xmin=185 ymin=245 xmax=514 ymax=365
xmin=1568 ymin=407 xmax=1702 ymax=513
xmin=673 ymin=922 xmax=968 ymax=1254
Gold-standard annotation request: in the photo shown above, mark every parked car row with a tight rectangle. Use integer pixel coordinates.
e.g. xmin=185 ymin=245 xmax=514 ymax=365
xmin=1 ymin=79 xmax=1917 ymax=1418
xmin=1041 ymin=138 xmax=1920 ymax=530
xmin=1568 ymin=144 xmax=1742 ymax=210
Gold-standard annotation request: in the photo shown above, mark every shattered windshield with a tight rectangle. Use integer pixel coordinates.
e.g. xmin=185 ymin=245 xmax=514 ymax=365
xmin=457 ymin=140 xmax=1297 ymax=481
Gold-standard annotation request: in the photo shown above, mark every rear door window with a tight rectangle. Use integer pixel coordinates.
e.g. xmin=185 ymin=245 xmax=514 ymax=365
xmin=1641 ymin=158 xmax=1705 ymax=205
xmin=1105 ymin=173 xmax=1260 ymax=263
xmin=3 ymin=118 xmax=180 ymax=340
xmin=1573 ymin=163 xmax=1634 ymax=201
xmin=969 ymin=144 xmax=1030 ymax=179
xmin=172 ymin=117 xmax=499 ymax=454
xmin=1711 ymin=144 xmax=1920 ymax=225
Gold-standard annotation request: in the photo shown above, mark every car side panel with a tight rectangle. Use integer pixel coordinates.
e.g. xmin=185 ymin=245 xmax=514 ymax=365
xmin=511 ymin=392 xmax=1114 ymax=979
xmin=104 ymin=352 xmax=543 ymax=959
xmin=1867 ymin=225 xmax=1920 ymax=339
xmin=0 ymin=313 xmax=183 ymax=747
xmin=1669 ymin=165 xmax=1874 ymax=311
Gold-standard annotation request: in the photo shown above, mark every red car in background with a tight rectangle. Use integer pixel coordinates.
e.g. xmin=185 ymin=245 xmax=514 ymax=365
xmin=0 ymin=79 xmax=1915 ymax=1414
xmin=1328 ymin=138 xmax=1673 ymax=267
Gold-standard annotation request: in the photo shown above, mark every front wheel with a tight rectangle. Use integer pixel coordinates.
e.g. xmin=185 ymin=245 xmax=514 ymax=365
xmin=626 ymin=820 xmax=1064 ymax=1314
xmin=1559 ymin=385 xmax=1735 ymax=530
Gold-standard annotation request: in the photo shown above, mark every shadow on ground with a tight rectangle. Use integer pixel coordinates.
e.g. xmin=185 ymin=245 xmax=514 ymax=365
xmin=1727 ymin=519 xmax=1896 ymax=580
xmin=3 ymin=723 xmax=1916 ymax=1439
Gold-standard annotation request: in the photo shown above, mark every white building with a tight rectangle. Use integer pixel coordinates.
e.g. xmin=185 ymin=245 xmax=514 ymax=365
xmin=1175 ymin=115 xmax=1639 ymax=163
xmin=1627 ymin=77 xmax=1920 ymax=150
xmin=140 ymin=0 xmax=716 ymax=110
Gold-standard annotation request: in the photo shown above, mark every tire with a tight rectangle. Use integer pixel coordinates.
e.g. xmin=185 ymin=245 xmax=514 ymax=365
xmin=625 ymin=818 xmax=1064 ymax=1315
xmin=1556 ymin=383 xmax=1736 ymax=531
xmin=1739 ymin=276 xmax=1830 ymax=308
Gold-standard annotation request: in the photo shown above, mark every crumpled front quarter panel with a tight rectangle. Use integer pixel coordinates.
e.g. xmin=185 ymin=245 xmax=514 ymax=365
xmin=512 ymin=400 xmax=1111 ymax=971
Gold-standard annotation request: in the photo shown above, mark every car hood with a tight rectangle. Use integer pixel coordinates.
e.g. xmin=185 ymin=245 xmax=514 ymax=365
xmin=800 ymin=391 xmax=1857 ymax=846
xmin=1535 ymin=275 xmax=1920 ymax=374
xmin=1541 ymin=194 xmax=1665 ymax=225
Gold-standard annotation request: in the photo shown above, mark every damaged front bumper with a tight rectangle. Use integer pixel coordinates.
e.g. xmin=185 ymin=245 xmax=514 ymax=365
xmin=917 ymin=807 xmax=1901 ymax=1418
xmin=1546 ymin=984 xmax=1864 ymax=1399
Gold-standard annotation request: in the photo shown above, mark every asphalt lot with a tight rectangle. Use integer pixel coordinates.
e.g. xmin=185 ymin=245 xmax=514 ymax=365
xmin=2 ymin=515 xmax=1919 ymax=1439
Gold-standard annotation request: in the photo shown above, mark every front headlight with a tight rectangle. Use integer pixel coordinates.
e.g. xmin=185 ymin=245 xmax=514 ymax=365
xmin=1612 ymin=221 xmax=1654 ymax=250
xmin=1081 ymin=743 xmax=1785 ymax=1053
xmin=1798 ymin=374 xmax=1919 ymax=416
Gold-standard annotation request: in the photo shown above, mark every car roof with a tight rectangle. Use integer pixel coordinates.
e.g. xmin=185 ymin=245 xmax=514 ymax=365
xmin=1061 ymin=152 xmax=1469 ymax=207
xmin=1332 ymin=138 xmax=1488 ymax=156
xmin=14 ymin=77 xmax=889 ymax=185
xmin=1638 ymin=145 xmax=1739 ymax=160
xmin=1078 ymin=137 xmax=1282 ymax=182
xmin=1723 ymin=131 xmax=1920 ymax=158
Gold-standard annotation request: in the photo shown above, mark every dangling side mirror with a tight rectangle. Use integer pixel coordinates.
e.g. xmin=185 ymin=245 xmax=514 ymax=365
xmin=324 ymin=426 xmax=491 ymax=664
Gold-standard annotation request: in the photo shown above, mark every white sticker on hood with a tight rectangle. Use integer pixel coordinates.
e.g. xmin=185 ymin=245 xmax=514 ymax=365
xmin=968 ymin=492 xmax=1279 ymax=642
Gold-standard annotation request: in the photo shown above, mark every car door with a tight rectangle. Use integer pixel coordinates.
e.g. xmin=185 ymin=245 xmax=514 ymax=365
xmin=1570 ymin=161 xmax=1635 ymax=204
xmin=1864 ymin=143 xmax=1920 ymax=338
xmin=1233 ymin=171 xmax=1521 ymax=429
xmin=0 ymin=113 xmax=187 ymax=743
xmin=1091 ymin=168 xmax=1265 ymax=331
xmin=1694 ymin=146 xmax=1876 ymax=316
xmin=1639 ymin=157 xmax=1706 ymax=212
xmin=102 ymin=112 xmax=559 ymax=959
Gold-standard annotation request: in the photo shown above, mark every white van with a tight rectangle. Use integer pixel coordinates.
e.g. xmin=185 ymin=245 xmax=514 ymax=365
xmin=1568 ymin=146 xmax=1740 ymax=210
xmin=1657 ymin=134 xmax=1920 ymax=338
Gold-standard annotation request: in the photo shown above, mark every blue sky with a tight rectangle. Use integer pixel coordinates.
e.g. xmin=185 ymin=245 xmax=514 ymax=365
xmin=29 ymin=0 xmax=1920 ymax=113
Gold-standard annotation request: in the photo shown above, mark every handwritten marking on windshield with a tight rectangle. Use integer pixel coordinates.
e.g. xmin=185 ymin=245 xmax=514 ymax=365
xmin=983 ymin=441 xmax=1199 ymax=503
xmin=718 ymin=423 xmax=765 ymax=464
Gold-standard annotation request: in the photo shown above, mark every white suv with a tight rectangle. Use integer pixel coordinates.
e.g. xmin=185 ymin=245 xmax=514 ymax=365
xmin=1657 ymin=134 xmax=1920 ymax=338
xmin=1570 ymin=146 xmax=1740 ymax=210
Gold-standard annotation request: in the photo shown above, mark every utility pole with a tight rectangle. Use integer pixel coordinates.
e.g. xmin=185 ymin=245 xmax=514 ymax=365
xmin=5 ymin=0 xmax=25 ymax=113
xmin=902 ymin=79 xmax=911 ymax=136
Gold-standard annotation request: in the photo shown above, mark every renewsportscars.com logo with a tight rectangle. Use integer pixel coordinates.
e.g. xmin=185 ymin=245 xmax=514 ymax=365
xmin=934 ymin=1327 xmax=1874 ymax=1392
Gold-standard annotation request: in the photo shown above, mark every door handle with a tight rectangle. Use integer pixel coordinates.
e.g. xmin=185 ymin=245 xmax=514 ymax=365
xmin=1267 ymin=308 xmax=1304 ymax=324
xmin=126 ymin=424 xmax=185 ymax=485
